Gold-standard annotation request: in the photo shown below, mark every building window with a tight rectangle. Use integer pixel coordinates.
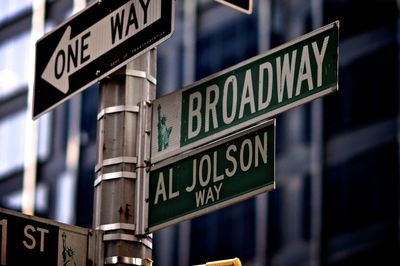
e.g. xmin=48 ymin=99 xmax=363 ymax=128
xmin=0 ymin=31 xmax=30 ymax=100
xmin=0 ymin=108 xmax=50 ymax=177
xmin=324 ymin=143 xmax=399 ymax=237
xmin=0 ymin=110 xmax=26 ymax=176
xmin=196 ymin=16 xmax=257 ymax=80
xmin=190 ymin=200 xmax=255 ymax=264
xmin=0 ymin=0 xmax=31 ymax=23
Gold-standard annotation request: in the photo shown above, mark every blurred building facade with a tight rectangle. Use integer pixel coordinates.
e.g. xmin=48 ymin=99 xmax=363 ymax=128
xmin=0 ymin=0 xmax=398 ymax=265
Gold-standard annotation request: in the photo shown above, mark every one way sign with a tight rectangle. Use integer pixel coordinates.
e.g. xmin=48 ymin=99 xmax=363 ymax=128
xmin=215 ymin=0 xmax=253 ymax=14
xmin=33 ymin=0 xmax=174 ymax=119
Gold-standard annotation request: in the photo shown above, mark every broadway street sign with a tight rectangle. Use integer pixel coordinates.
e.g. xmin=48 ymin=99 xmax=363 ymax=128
xmin=34 ymin=0 xmax=174 ymax=119
xmin=0 ymin=208 xmax=91 ymax=265
xmin=152 ymin=21 xmax=338 ymax=163
xmin=148 ymin=120 xmax=275 ymax=232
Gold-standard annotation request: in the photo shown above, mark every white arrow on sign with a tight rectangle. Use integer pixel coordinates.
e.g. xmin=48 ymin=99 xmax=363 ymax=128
xmin=41 ymin=0 xmax=161 ymax=94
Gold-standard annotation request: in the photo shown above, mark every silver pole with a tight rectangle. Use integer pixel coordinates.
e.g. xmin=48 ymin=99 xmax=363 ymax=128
xmin=93 ymin=49 xmax=156 ymax=265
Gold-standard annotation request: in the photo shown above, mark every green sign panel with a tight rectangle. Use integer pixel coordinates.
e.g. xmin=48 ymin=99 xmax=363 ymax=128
xmin=148 ymin=120 xmax=275 ymax=232
xmin=152 ymin=21 xmax=338 ymax=163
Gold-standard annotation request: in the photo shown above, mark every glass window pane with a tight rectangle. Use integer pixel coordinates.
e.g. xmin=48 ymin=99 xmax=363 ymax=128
xmin=0 ymin=0 xmax=31 ymax=23
xmin=0 ymin=110 xmax=27 ymax=177
xmin=0 ymin=31 xmax=30 ymax=99
xmin=0 ymin=109 xmax=50 ymax=177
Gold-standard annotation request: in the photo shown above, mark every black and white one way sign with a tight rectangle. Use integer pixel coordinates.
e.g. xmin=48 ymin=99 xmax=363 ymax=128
xmin=34 ymin=0 xmax=174 ymax=119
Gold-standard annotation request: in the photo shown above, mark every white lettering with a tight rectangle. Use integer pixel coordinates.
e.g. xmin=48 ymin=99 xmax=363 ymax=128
xmin=195 ymin=189 xmax=205 ymax=207
xmin=213 ymin=151 xmax=224 ymax=182
xmin=277 ymin=51 xmax=297 ymax=102
xmin=239 ymin=70 xmax=256 ymax=119
xmin=214 ymin=183 xmax=223 ymax=201
xmin=258 ymin=62 xmax=273 ymax=110
xmin=195 ymin=183 xmax=223 ymax=207
xmin=255 ymin=132 xmax=268 ymax=167
xmin=222 ymin=76 xmax=237 ymax=124
xmin=154 ymin=172 xmax=167 ymax=205
xmin=168 ymin=168 xmax=179 ymax=200
xmin=205 ymin=85 xmax=219 ymax=132
xmin=36 ymin=227 xmax=49 ymax=252
xmin=23 ymin=225 xmax=36 ymax=250
xmin=205 ymin=187 xmax=215 ymax=204
xmin=188 ymin=92 xmax=202 ymax=139
xmin=186 ymin=159 xmax=197 ymax=192
xmin=296 ymin=45 xmax=313 ymax=96
xmin=240 ymin=139 xmax=253 ymax=172
xmin=199 ymin=155 xmax=211 ymax=187
xmin=312 ymin=36 xmax=330 ymax=87
xmin=225 ymin=145 xmax=237 ymax=177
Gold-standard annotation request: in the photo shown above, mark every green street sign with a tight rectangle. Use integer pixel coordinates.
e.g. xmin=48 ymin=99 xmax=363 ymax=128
xmin=152 ymin=21 xmax=338 ymax=163
xmin=148 ymin=120 xmax=275 ymax=232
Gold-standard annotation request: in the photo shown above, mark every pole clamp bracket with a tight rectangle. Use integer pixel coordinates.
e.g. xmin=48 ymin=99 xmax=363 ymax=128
xmin=96 ymin=223 xmax=136 ymax=232
xmin=114 ymin=69 xmax=157 ymax=85
xmin=97 ymin=105 xmax=140 ymax=120
xmin=103 ymin=233 xmax=152 ymax=249
xmin=94 ymin=171 xmax=136 ymax=187
xmin=95 ymin=156 xmax=138 ymax=173
xmin=104 ymin=256 xmax=153 ymax=265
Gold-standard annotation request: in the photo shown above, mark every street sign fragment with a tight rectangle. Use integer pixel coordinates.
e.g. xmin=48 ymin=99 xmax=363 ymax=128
xmin=34 ymin=0 xmax=174 ymax=119
xmin=151 ymin=21 xmax=339 ymax=163
xmin=0 ymin=208 xmax=91 ymax=266
xmin=148 ymin=120 xmax=275 ymax=232
xmin=215 ymin=0 xmax=253 ymax=14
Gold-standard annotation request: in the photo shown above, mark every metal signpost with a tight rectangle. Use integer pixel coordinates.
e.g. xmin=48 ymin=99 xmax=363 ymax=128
xmin=33 ymin=0 xmax=174 ymax=119
xmin=148 ymin=120 xmax=275 ymax=232
xmin=0 ymin=208 xmax=92 ymax=266
xmin=28 ymin=0 xmax=337 ymax=259
xmin=151 ymin=21 xmax=338 ymax=164
xmin=215 ymin=0 xmax=253 ymax=14
xmin=93 ymin=51 xmax=157 ymax=265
